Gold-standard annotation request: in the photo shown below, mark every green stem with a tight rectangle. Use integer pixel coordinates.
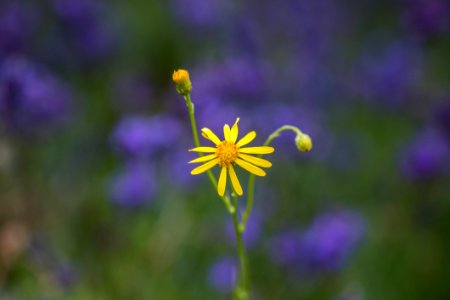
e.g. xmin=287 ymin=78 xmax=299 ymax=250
xmin=240 ymin=125 xmax=304 ymax=230
xmin=184 ymin=94 xmax=234 ymax=213
xmin=185 ymin=94 xmax=202 ymax=152
xmin=231 ymin=194 xmax=249 ymax=300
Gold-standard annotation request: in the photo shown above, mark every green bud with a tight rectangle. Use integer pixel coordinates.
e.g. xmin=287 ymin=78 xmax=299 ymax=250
xmin=295 ymin=133 xmax=312 ymax=152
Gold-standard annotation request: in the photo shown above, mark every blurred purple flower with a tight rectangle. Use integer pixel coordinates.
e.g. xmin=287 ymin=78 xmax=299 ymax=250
xmin=228 ymin=17 xmax=265 ymax=56
xmin=268 ymin=230 xmax=302 ymax=266
xmin=0 ymin=56 xmax=71 ymax=135
xmin=355 ymin=41 xmax=423 ymax=107
xmin=52 ymin=0 xmax=116 ymax=63
xmin=401 ymin=129 xmax=450 ymax=181
xmin=170 ymin=0 xmax=228 ymax=29
xmin=208 ymin=256 xmax=237 ymax=293
xmin=225 ymin=212 xmax=262 ymax=249
xmin=196 ymin=100 xmax=241 ymax=135
xmin=434 ymin=101 xmax=450 ymax=139
xmin=190 ymin=67 xmax=224 ymax=106
xmin=401 ymin=0 xmax=450 ymax=37
xmin=288 ymin=0 xmax=348 ymax=54
xmin=53 ymin=0 xmax=102 ymax=22
xmin=191 ymin=58 xmax=269 ymax=107
xmin=289 ymin=52 xmax=345 ymax=107
xmin=245 ymin=0 xmax=348 ymax=59
xmin=111 ymin=114 xmax=181 ymax=159
xmin=300 ymin=210 xmax=365 ymax=272
xmin=219 ymin=57 xmax=268 ymax=102
xmin=0 ymin=1 xmax=39 ymax=56
xmin=108 ymin=162 xmax=157 ymax=207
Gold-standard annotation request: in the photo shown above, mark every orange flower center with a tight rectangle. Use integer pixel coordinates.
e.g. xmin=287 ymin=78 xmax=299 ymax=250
xmin=216 ymin=141 xmax=238 ymax=167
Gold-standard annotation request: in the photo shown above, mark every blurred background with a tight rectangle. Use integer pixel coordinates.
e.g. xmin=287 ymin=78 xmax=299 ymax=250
xmin=0 ymin=0 xmax=449 ymax=299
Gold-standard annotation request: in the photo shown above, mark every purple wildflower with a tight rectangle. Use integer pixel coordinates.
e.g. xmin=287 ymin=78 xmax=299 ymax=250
xmin=219 ymin=57 xmax=268 ymax=102
xmin=170 ymin=0 xmax=228 ymax=29
xmin=191 ymin=58 xmax=269 ymax=106
xmin=207 ymin=256 xmax=237 ymax=293
xmin=268 ymin=230 xmax=302 ymax=266
xmin=52 ymin=0 xmax=116 ymax=63
xmin=108 ymin=162 xmax=157 ymax=207
xmin=401 ymin=128 xmax=450 ymax=181
xmin=190 ymin=66 xmax=224 ymax=106
xmin=244 ymin=0 xmax=348 ymax=58
xmin=355 ymin=40 xmax=423 ymax=107
xmin=0 ymin=56 xmax=71 ymax=135
xmin=196 ymin=100 xmax=241 ymax=135
xmin=110 ymin=114 xmax=181 ymax=159
xmin=401 ymin=0 xmax=450 ymax=37
xmin=225 ymin=212 xmax=262 ymax=249
xmin=0 ymin=1 xmax=39 ymax=56
xmin=288 ymin=0 xmax=348 ymax=54
xmin=299 ymin=210 xmax=365 ymax=272
xmin=434 ymin=101 xmax=450 ymax=139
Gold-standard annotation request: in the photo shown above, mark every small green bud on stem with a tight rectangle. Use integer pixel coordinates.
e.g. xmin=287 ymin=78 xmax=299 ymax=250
xmin=172 ymin=69 xmax=192 ymax=96
xmin=295 ymin=133 xmax=312 ymax=152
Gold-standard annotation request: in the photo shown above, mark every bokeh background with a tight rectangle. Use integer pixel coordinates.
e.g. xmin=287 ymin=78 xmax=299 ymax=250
xmin=0 ymin=0 xmax=449 ymax=299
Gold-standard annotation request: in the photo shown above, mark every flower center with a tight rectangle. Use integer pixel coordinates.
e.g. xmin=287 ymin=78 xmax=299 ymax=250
xmin=216 ymin=141 xmax=238 ymax=167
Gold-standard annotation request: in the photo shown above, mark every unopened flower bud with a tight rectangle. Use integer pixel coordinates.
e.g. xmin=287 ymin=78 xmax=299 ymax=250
xmin=295 ymin=133 xmax=312 ymax=152
xmin=172 ymin=69 xmax=192 ymax=95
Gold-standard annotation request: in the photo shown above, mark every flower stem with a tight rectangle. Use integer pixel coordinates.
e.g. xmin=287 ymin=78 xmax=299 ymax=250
xmin=231 ymin=194 xmax=250 ymax=300
xmin=240 ymin=125 xmax=303 ymax=230
xmin=184 ymin=94 xmax=202 ymax=152
xmin=184 ymin=94 xmax=234 ymax=213
xmin=265 ymin=125 xmax=302 ymax=144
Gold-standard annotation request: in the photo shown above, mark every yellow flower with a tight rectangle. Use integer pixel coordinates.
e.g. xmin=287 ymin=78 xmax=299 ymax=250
xmin=189 ymin=118 xmax=274 ymax=196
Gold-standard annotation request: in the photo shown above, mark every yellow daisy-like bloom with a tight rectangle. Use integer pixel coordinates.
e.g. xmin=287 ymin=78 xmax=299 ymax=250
xmin=189 ymin=118 xmax=274 ymax=197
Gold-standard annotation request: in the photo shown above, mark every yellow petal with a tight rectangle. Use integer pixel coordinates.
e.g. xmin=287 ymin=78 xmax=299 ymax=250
xmin=235 ymin=158 xmax=266 ymax=176
xmin=201 ymin=128 xmax=221 ymax=145
xmin=236 ymin=131 xmax=256 ymax=148
xmin=239 ymin=146 xmax=274 ymax=155
xmin=188 ymin=154 xmax=217 ymax=164
xmin=223 ymin=124 xmax=231 ymax=141
xmin=230 ymin=118 xmax=240 ymax=143
xmin=191 ymin=158 xmax=219 ymax=175
xmin=238 ymin=153 xmax=272 ymax=168
xmin=189 ymin=147 xmax=217 ymax=153
xmin=228 ymin=165 xmax=243 ymax=196
xmin=218 ymin=166 xmax=227 ymax=196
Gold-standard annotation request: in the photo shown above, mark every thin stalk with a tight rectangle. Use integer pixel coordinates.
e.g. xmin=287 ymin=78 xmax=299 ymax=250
xmin=184 ymin=94 xmax=234 ymax=213
xmin=231 ymin=194 xmax=249 ymax=300
xmin=240 ymin=125 xmax=303 ymax=230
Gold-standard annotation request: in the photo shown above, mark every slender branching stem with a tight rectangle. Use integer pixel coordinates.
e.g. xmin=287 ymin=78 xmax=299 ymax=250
xmin=240 ymin=125 xmax=304 ymax=230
